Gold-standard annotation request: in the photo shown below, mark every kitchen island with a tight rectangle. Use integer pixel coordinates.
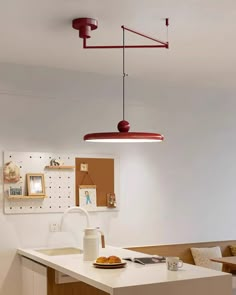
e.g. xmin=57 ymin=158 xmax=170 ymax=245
xmin=18 ymin=246 xmax=232 ymax=295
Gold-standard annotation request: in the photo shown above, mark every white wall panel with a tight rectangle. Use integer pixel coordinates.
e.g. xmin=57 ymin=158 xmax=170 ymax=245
xmin=4 ymin=151 xmax=75 ymax=214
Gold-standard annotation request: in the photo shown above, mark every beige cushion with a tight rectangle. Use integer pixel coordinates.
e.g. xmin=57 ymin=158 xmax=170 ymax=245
xmin=230 ymin=245 xmax=236 ymax=256
xmin=190 ymin=246 xmax=222 ymax=271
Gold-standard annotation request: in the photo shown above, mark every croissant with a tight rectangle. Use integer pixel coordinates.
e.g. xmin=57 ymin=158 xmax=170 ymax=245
xmin=96 ymin=255 xmax=122 ymax=264
xmin=107 ymin=256 xmax=122 ymax=264
xmin=96 ymin=256 xmax=108 ymax=263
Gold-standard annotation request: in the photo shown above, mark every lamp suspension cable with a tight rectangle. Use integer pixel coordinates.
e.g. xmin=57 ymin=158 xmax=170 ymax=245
xmin=122 ymin=26 xmax=125 ymax=121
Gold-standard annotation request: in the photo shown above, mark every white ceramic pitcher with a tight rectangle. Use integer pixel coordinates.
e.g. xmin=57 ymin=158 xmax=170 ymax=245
xmin=83 ymin=228 xmax=105 ymax=261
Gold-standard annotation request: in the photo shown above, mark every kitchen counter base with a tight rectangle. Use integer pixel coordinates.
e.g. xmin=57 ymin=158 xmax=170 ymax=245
xmin=18 ymin=246 xmax=232 ymax=295
xmin=48 ymin=267 xmax=108 ymax=295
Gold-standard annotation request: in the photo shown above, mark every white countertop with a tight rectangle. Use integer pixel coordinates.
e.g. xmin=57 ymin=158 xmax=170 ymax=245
xmin=18 ymin=246 xmax=231 ymax=295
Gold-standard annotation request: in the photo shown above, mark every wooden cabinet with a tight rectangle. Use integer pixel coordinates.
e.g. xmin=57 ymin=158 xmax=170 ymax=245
xmin=21 ymin=257 xmax=47 ymax=295
xmin=47 ymin=268 xmax=108 ymax=295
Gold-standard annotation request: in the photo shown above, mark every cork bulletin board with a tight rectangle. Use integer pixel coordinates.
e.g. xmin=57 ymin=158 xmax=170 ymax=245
xmin=75 ymin=158 xmax=114 ymax=208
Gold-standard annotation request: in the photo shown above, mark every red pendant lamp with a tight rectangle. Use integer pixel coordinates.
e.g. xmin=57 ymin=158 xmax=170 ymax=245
xmin=72 ymin=18 xmax=168 ymax=143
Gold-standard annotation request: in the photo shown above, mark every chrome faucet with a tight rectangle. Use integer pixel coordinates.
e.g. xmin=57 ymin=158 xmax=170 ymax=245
xmin=60 ymin=206 xmax=91 ymax=231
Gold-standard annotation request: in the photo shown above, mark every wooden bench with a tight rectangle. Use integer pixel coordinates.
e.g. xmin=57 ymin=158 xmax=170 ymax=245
xmin=128 ymin=239 xmax=236 ymax=291
xmin=128 ymin=240 xmax=236 ymax=265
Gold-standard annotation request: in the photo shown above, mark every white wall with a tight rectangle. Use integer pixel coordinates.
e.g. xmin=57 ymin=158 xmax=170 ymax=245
xmin=1 ymin=63 xmax=236 ymax=294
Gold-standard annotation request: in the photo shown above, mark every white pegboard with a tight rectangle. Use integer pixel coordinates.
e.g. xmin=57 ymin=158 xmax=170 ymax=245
xmin=3 ymin=151 xmax=75 ymax=214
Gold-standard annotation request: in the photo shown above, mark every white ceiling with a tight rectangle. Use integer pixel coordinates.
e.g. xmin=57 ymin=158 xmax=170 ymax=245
xmin=0 ymin=0 xmax=236 ymax=86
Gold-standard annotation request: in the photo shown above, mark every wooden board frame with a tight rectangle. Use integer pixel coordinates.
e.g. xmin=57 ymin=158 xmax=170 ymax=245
xmin=27 ymin=173 xmax=46 ymax=196
xmin=75 ymin=158 xmax=114 ymax=208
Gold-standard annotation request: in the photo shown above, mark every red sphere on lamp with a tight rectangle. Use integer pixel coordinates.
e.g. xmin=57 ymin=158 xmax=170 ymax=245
xmin=117 ymin=120 xmax=130 ymax=132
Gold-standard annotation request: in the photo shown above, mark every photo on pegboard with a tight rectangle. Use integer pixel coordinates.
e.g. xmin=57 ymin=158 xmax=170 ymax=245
xmin=79 ymin=185 xmax=97 ymax=210
xmin=27 ymin=173 xmax=46 ymax=196
xmin=9 ymin=185 xmax=23 ymax=197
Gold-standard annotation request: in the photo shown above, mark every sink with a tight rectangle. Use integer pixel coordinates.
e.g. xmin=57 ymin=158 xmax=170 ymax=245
xmin=35 ymin=247 xmax=83 ymax=256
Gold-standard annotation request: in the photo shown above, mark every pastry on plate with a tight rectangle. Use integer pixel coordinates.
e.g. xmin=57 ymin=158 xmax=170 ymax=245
xmin=107 ymin=256 xmax=122 ymax=264
xmin=96 ymin=256 xmax=108 ymax=264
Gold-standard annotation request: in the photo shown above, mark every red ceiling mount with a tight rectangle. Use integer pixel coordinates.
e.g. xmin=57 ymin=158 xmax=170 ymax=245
xmin=72 ymin=18 xmax=98 ymax=39
xmin=72 ymin=17 xmax=169 ymax=49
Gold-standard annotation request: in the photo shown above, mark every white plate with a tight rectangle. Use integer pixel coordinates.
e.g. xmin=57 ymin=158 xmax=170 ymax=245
xmin=94 ymin=259 xmax=126 ymax=266
xmin=93 ymin=260 xmax=127 ymax=269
